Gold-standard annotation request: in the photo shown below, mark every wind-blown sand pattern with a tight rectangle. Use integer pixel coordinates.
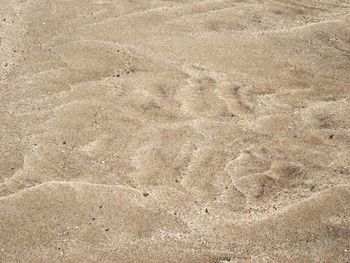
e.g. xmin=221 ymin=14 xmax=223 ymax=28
xmin=1 ymin=0 xmax=350 ymax=262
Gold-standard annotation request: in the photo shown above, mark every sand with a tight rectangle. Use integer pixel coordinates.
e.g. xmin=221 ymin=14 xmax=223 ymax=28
xmin=1 ymin=0 xmax=350 ymax=262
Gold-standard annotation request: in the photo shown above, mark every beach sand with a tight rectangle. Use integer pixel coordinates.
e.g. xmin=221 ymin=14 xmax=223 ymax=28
xmin=1 ymin=0 xmax=350 ymax=262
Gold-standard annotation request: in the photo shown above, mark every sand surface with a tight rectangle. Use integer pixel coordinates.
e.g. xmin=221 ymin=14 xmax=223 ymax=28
xmin=1 ymin=0 xmax=350 ymax=262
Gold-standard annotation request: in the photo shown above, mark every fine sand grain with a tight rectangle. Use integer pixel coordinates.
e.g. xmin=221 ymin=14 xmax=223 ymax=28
xmin=1 ymin=0 xmax=350 ymax=262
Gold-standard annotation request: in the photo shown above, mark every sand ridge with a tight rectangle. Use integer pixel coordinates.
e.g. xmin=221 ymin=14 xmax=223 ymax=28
xmin=1 ymin=0 xmax=350 ymax=262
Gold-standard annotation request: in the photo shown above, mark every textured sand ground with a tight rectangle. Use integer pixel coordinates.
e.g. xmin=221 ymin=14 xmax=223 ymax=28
xmin=1 ymin=0 xmax=350 ymax=262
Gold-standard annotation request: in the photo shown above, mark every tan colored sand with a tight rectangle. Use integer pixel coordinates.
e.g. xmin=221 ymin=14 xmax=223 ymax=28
xmin=1 ymin=0 xmax=350 ymax=262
